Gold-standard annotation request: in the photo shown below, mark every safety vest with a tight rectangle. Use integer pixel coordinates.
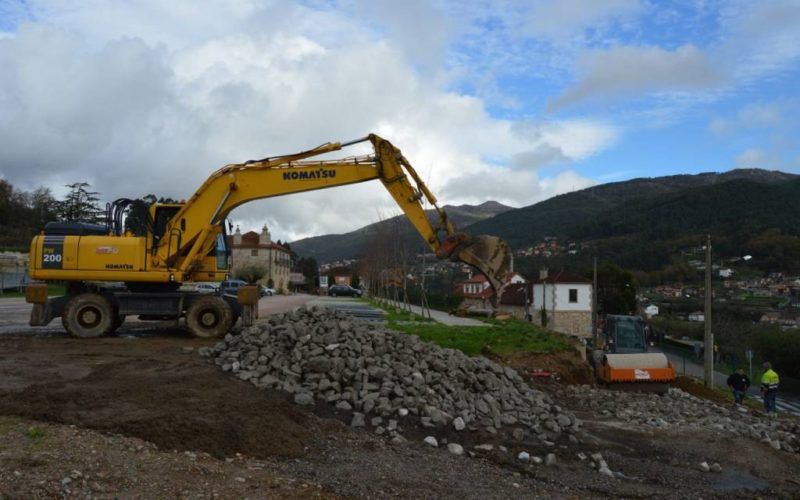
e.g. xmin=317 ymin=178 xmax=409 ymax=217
xmin=761 ymin=369 xmax=780 ymax=391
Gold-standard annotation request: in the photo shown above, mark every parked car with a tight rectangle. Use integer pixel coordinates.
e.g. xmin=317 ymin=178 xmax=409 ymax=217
xmin=218 ymin=279 xmax=248 ymax=296
xmin=195 ymin=283 xmax=219 ymax=294
xmin=327 ymin=284 xmax=362 ymax=297
xmin=260 ymin=286 xmax=276 ymax=297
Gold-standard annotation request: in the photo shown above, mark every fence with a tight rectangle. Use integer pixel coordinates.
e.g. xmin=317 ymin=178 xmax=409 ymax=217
xmin=0 ymin=265 xmax=29 ymax=294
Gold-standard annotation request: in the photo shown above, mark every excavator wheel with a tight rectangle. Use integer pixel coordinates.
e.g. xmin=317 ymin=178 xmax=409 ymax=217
xmin=186 ymin=296 xmax=233 ymax=338
xmin=61 ymin=293 xmax=115 ymax=338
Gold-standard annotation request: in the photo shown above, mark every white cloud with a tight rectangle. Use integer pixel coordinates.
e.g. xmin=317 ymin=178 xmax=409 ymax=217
xmin=0 ymin=2 xmax=615 ymax=243
xmin=520 ymin=0 xmax=643 ymax=41
xmin=733 ymin=148 xmax=799 ymax=171
xmin=708 ymin=101 xmax=785 ymax=136
xmin=549 ymin=44 xmax=722 ymax=111
xmin=718 ymin=1 xmax=800 ymax=84
xmin=441 ymin=167 xmax=595 ymax=207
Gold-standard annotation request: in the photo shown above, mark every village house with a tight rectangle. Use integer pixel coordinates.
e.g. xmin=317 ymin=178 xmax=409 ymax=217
xmin=228 ymin=225 xmax=291 ymax=293
xmin=688 ymin=311 xmax=705 ymax=322
xmin=457 ymin=274 xmax=493 ymax=310
xmin=529 ymin=269 xmax=593 ymax=338
xmin=644 ymin=304 xmax=659 ymax=318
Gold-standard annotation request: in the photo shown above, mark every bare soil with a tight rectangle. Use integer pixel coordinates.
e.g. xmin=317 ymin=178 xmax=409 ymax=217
xmin=1 ymin=330 xmax=799 ymax=498
xmin=499 ymin=345 xmax=595 ymax=385
xmin=0 ymin=335 xmax=314 ymax=460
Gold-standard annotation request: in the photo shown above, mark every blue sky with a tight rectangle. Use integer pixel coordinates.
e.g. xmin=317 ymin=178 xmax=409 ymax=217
xmin=0 ymin=0 xmax=798 ymax=240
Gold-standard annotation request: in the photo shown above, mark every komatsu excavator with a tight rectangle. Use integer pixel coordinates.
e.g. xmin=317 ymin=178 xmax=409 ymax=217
xmin=26 ymin=134 xmax=511 ymax=338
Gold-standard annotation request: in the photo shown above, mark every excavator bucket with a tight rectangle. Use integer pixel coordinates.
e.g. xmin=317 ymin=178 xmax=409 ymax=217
xmin=438 ymin=234 xmax=512 ymax=307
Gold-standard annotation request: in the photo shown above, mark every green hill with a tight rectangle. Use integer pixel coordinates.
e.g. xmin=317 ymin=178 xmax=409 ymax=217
xmin=290 ymin=201 xmax=512 ymax=262
xmin=465 ymin=169 xmax=800 ymax=273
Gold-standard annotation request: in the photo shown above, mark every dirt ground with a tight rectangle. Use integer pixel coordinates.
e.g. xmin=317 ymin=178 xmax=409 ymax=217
xmin=1 ymin=330 xmax=799 ymax=498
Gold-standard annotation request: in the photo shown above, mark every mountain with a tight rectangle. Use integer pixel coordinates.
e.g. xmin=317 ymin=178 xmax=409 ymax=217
xmin=465 ymin=169 xmax=800 ymax=272
xmin=290 ymin=201 xmax=512 ymax=263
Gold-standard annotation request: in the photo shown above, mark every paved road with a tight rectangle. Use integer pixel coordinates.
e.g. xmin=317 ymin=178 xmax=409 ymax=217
xmin=380 ymin=299 xmax=487 ymax=326
xmin=664 ymin=349 xmax=800 ymax=416
xmin=0 ymin=294 xmax=316 ymax=336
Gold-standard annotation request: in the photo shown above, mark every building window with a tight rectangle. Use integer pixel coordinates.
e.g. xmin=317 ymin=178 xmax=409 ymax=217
xmin=251 ymin=249 xmax=258 ymax=256
xmin=569 ymin=288 xmax=578 ymax=303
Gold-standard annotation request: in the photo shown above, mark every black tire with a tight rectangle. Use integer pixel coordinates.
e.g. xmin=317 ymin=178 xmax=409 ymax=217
xmin=62 ymin=293 xmax=114 ymax=338
xmin=109 ymin=314 xmax=126 ymax=334
xmin=186 ymin=295 xmax=233 ymax=338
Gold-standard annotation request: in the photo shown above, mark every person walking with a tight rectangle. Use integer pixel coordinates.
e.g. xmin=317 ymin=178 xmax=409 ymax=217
xmin=760 ymin=362 xmax=780 ymax=417
xmin=727 ymin=367 xmax=750 ymax=407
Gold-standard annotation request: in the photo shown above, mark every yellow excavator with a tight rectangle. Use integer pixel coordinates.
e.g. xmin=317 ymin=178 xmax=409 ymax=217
xmin=26 ymin=134 xmax=511 ymax=338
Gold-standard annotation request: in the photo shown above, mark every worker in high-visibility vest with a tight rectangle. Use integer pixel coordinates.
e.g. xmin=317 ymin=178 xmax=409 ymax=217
xmin=760 ymin=361 xmax=780 ymax=416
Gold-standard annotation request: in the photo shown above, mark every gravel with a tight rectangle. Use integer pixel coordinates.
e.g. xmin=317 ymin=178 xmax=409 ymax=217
xmin=559 ymin=384 xmax=800 ymax=454
xmin=203 ymin=306 xmax=578 ymax=443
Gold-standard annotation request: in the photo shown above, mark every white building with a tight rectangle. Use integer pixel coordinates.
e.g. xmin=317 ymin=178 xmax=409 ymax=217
xmin=530 ymin=269 xmax=592 ymax=338
xmin=644 ymin=304 xmax=659 ymax=318
xmin=228 ymin=225 xmax=292 ymax=292
xmin=688 ymin=311 xmax=705 ymax=322
xmin=719 ymin=268 xmax=734 ymax=278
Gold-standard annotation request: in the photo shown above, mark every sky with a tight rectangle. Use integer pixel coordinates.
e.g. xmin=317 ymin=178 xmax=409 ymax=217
xmin=0 ymin=0 xmax=798 ymax=242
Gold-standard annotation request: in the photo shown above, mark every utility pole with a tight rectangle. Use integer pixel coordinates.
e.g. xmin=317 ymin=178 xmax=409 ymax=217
xmin=704 ymin=234 xmax=714 ymax=388
xmin=591 ymin=257 xmax=598 ymax=349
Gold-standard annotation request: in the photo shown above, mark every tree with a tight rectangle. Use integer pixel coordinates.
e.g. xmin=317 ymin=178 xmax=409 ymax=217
xmin=351 ymin=273 xmax=361 ymax=289
xmin=233 ymin=262 xmax=269 ymax=283
xmin=59 ymin=182 xmax=104 ymax=224
xmin=597 ymin=263 xmax=637 ymax=315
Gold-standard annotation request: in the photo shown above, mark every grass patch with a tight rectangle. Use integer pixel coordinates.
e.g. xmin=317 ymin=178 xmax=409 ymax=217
xmin=391 ymin=317 xmax=570 ymax=357
xmin=366 ymin=300 xmax=434 ymax=323
xmin=0 ymin=283 xmax=66 ymax=299
xmin=24 ymin=426 xmax=45 ymax=441
xmin=367 ymin=299 xmax=572 ymax=357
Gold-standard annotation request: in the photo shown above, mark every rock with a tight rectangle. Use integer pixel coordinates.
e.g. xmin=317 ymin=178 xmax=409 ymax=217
xmin=598 ymin=466 xmax=614 ymax=478
xmin=531 ymin=456 xmax=543 ymax=465
xmin=351 ymin=413 xmax=365 ymax=428
xmin=474 ymin=444 xmax=494 ymax=451
xmin=390 ymin=435 xmax=406 ymax=445
xmin=181 ymin=347 xmax=194 ymax=353
xmin=424 ymin=436 xmax=438 ymax=448
xmin=698 ymin=462 xmax=710 ymax=472
xmin=517 ymin=451 xmax=530 ymax=462
xmin=208 ymin=306 xmax=574 ymax=440
xmin=770 ymin=440 xmax=781 ymax=450
xmin=447 ymin=443 xmax=464 ymax=455
xmin=335 ymin=400 xmax=353 ymax=411
xmin=545 ymin=453 xmax=557 ymax=466
xmin=577 ymin=452 xmax=587 ymax=461
xmin=710 ymin=463 xmax=722 ymax=473
xmin=293 ymin=393 xmax=314 ymax=406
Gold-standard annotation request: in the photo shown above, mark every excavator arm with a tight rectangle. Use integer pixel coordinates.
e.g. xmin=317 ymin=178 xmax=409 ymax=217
xmin=159 ymin=134 xmax=511 ymax=303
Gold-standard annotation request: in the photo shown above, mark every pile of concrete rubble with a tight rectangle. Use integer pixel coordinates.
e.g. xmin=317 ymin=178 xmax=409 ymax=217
xmin=201 ymin=306 xmax=578 ymax=442
xmin=560 ymin=384 xmax=800 ymax=454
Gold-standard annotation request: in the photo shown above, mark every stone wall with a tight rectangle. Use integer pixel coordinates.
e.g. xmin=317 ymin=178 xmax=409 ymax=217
xmin=551 ymin=310 xmax=592 ymax=338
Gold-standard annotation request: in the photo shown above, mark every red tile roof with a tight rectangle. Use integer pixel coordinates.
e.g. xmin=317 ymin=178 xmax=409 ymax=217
xmin=530 ymin=270 xmax=590 ymax=284
xmin=227 ymin=232 xmax=289 ymax=252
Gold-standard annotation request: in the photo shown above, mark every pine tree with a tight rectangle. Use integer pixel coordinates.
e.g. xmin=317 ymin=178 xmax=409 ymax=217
xmin=59 ymin=182 xmax=104 ymax=224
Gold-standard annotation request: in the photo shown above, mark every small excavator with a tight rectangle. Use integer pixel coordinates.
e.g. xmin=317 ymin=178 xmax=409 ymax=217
xmin=26 ymin=134 xmax=511 ymax=338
